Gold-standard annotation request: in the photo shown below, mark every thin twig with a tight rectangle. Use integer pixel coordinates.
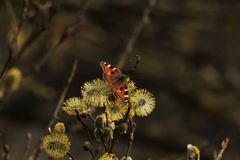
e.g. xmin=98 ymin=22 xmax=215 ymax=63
xmin=99 ymin=129 xmax=108 ymax=152
xmin=4 ymin=0 xmax=17 ymax=29
xmin=48 ymin=60 xmax=78 ymax=128
xmin=28 ymin=60 xmax=78 ymax=160
xmin=1 ymin=0 xmax=16 ymax=80
xmin=0 ymin=130 xmax=10 ymax=160
xmin=75 ymin=111 xmax=96 ymax=160
xmin=67 ymin=152 xmax=75 ymax=160
xmin=88 ymin=113 xmax=95 ymax=123
xmin=109 ymin=129 xmax=120 ymax=153
xmin=214 ymin=138 xmax=230 ymax=160
xmin=76 ymin=111 xmax=91 ymax=141
xmin=33 ymin=0 xmax=90 ymax=72
xmin=126 ymin=120 xmax=136 ymax=157
xmin=22 ymin=132 xmax=32 ymax=160
xmin=117 ymin=0 xmax=156 ymax=69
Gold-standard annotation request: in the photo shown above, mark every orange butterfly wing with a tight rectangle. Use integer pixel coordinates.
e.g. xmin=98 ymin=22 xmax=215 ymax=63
xmin=116 ymin=83 xmax=129 ymax=103
xmin=100 ymin=61 xmax=121 ymax=86
xmin=100 ymin=61 xmax=129 ymax=102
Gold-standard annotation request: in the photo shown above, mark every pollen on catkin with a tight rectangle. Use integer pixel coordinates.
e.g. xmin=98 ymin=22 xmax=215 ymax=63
xmin=81 ymin=79 xmax=111 ymax=107
xmin=98 ymin=152 xmax=119 ymax=160
xmin=105 ymin=98 xmax=128 ymax=121
xmin=42 ymin=134 xmax=71 ymax=159
xmin=128 ymin=80 xmax=137 ymax=94
xmin=62 ymin=97 xmax=89 ymax=116
xmin=130 ymin=89 xmax=155 ymax=117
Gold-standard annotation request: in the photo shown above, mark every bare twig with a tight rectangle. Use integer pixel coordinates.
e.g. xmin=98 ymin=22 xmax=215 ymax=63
xmin=67 ymin=152 xmax=75 ymax=160
xmin=88 ymin=113 xmax=95 ymax=123
xmin=214 ymin=138 xmax=230 ymax=160
xmin=48 ymin=60 xmax=78 ymax=128
xmin=126 ymin=120 xmax=136 ymax=157
xmin=4 ymin=0 xmax=17 ymax=33
xmin=117 ymin=0 xmax=156 ymax=69
xmin=76 ymin=111 xmax=91 ymax=141
xmin=33 ymin=0 xmax=90 ymax=72
xmin=1 ymin=0 xmax=16 ymax=80
xmin=22 ymin=132 xmax=32 ymax=160
xmin=29 ymin=60 xmax=78 ymax=160
xmin=1 ymin=0 xmax=30 ymax=80
xmin=109 ymin=128 xmax=121 ymax=153
xmin=98 ymin=129 xmax=108 ymax=152
xmin=75 ymin=111 xmax=96 ymax=160
xmin=0 ymin=130 xmax=10 ymax=160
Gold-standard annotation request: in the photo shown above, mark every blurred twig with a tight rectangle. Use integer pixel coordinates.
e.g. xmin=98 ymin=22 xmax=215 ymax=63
xmin=126 ymin=120 xmax=136 ymax=158
xmin=75 ymin=111 xmax=96 ymax=160
xmin=75 ymin=111 xmax=92 ymax=143
xmin=117 ymin=0 xmax=156 ymax=69
xmin=1 ymin=0 xmax=16 ymax=80
xmin=33 ymin=0 xmax=90 ymax=72
xmin=0 ymin=130 xmax=10 ymax=160
xmin=214 ymin=138 xmax=230 ymax=160
xmin=22 ymin=132 xmax=32 ymax=160
xmin=28 ymin=60 xmax=78 ymax=160
xmin=48 ymin=60 xmax=78 ymax=128
xmin=1 ymin=0 xmax=30 ymax=80
xmin=67 ymin=152 xmax=75 ymax=160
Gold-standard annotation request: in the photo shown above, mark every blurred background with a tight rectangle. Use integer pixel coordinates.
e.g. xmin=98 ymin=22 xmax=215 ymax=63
xmin=0 ymin=0 xmax=240 ymax=159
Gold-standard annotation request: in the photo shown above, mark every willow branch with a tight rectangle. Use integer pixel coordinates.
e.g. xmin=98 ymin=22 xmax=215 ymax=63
xmin=214 ymin=138 xmax=230 ymax=160
xmin=22 ymin=132 xmax=32 ymax=160
xmin=33 ymin=0 xmax=90 ymax=72
xmin=1 ymin=0 xmax=31 ymax=80
xmin=117 ymin=0 xmax=156 ymax=69
xmin=48 ymin=60 xmax=78 ymax=128
xmin=75 ymin=111 xmax=96 ymax=160
xmin=76 ymin=111 xmax=91 ymax=141
xmin=125 ymin=120 xmax=136 ymax=157
xmin=1 ymin=0 xmax=16 ymax=80
xmin=67 ymin=152 xmax=75 ymax=160
xmin=28 ymin=60 xmax=78 ymax=160
xmin=0 ymin=130 xmax=10 ymax=160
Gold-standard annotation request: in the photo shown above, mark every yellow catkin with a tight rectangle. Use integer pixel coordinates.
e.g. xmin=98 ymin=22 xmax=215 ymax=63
xmin=53 ymin=122 xmax=65 ymax=135
xmin=62 ymin=97 xmax=89 ymax=116
xmin=130 ymin=89 xmax=155 ymax=117
xmin=98 ymin=152 xmax=119 ymax=160
xmin=81 ymin=79 xmax=111 ymax=107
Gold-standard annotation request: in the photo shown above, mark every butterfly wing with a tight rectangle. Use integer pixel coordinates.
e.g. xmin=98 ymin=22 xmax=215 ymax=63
xmin=116 ymin=83 xmax=129 ymax=103
xmin=100 ymin=61 xmax=128 ymax=102
xmin=100 ymin=61 xmax=121 ymax=91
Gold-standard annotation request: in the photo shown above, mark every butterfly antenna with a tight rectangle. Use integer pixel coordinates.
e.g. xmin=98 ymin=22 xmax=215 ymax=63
xmin=128 ymin=55 xmax=141 ymax=76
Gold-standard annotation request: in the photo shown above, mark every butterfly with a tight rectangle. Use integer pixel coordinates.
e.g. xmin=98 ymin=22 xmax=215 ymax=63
xmin=100 ymin=61 xmax=129 ymax=103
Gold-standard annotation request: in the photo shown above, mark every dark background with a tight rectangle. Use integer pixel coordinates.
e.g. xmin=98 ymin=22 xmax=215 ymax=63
xmin=1 ymin=0 xmax=240 ymax=159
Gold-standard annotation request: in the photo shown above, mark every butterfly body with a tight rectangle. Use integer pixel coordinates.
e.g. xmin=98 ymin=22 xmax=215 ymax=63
xmin=100 ymin=61 xmax=129 ymax=103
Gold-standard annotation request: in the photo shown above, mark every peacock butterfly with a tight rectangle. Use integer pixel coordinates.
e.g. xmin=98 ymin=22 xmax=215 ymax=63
xmin=100 ymin=61 xmax=129 ymax=103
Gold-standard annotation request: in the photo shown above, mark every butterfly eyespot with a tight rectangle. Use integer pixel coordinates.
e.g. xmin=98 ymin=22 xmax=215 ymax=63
xmin=119 ymin=87 xmax=123 ymax=91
